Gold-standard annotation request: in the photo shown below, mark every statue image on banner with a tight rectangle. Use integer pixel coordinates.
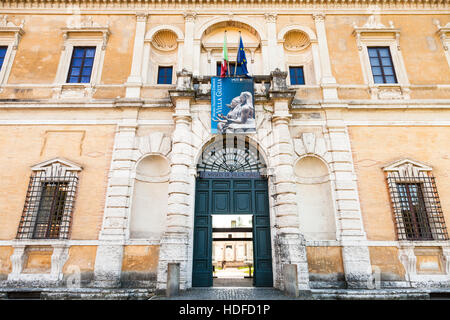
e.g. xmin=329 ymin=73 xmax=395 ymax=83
xmin=211 ymin=77 xmax=255 ymax=134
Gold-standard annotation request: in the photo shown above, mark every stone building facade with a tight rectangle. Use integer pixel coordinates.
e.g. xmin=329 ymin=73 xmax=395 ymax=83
xmin=0 ymin=0 xmax=449 ymax=297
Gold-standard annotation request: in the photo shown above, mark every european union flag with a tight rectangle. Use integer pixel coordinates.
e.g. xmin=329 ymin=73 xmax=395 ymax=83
xmin=235 ymin=34 xmax=249 ymax=76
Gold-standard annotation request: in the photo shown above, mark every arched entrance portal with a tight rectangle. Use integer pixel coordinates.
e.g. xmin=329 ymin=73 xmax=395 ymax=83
xmin=192 ymin=136 xmax=273 ymax=287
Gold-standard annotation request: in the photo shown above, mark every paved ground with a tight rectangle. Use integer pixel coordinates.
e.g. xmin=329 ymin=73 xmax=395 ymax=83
xmin=151 ymin=287 xmax=297 ymax=300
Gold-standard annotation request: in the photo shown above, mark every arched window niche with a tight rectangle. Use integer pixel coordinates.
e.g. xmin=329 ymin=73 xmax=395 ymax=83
xmin=294 ymin=156 xmax=336 ymax=241
xmin=129 ymin=154 xmax=170 ymax=240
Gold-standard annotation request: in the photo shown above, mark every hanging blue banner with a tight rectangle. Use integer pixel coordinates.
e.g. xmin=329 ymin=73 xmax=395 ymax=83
xmin=211 ymin=76 xmax=255 ymax=134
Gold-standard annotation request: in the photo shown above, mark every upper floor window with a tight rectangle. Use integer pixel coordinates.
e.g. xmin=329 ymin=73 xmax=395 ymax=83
xmin=66 ymin=47 xmax=96 ymax=83
xmin=289 ymin=66 xmax=305 ymax=85
xmin=216 ymin=62 xmax=236 ymax=77
xmin=384 ymin=159 xmax=449 ymax=241
xmin=0 ymin=17 xmax=24 ymax=85
xmin=0 ymin=46 xmax=7 ymax=70
xmin=157 ymin=66 xmax=173 ymax=84
xmin=16 ymin=158 xmax=82 ymax=240
xmin=368 ymin=47 xmax=397 ymax=84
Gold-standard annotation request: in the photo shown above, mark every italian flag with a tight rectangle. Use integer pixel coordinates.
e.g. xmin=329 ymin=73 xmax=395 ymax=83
xmin=220 ymin=31 xmax=228 ymax=77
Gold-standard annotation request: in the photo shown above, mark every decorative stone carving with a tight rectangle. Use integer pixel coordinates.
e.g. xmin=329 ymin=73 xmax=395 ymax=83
xmin=312 ymin=13 xmax=326 ymax=22
xmin=31 ymin=157 xmax=83 ymax=177
xmin=136 ymin=132 xmax=172 ymax=157
xmin=183 ymin=11 xmax=197 ymax=23
xmin=383 ymin=158 xmax=432 ymax=178
xmin=293 ymin=132 xmax=331 ymax=163
xmin=283 ymin=30 xmax=311 ymax=51
xmin=0 ymin=15 xmax=25 ymax=49
xmin=399 ymin=246 xmax=417 ymax=281
xmin=443 ymin=247 xmax=450 ymax=274
xmin=353 ymin=16 xmax=401 ymax=51
xmin=434 ymin=20 xmax=450 ymax=51
xmin=264 ymin=12 xmax=277 ymax=23
xmin=62 ymin=16 xmax=110 ymax=50
xmin=151 ymin=30 xmax=178 ymax=51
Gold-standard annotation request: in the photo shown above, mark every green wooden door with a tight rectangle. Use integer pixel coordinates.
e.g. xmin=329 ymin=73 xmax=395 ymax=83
xmin=192 ymin=178 xmax=273 ymax=287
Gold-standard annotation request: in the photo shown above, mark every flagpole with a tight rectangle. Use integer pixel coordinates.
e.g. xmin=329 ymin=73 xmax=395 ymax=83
xmin=226 ymin=31 xmax=230 ymax=77
xmin=234 ymin=31 xmax=240 ymax=77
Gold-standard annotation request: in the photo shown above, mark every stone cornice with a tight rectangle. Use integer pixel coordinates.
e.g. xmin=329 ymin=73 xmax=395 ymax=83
xmin=0 ymin=0 xmax=449 ymax=10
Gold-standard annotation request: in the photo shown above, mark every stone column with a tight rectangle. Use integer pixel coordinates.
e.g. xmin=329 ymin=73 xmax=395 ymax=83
xmin=93 ymin=114 xmax=140 ymax=287
xmin=269 ymin=69 xmax=310 ymax=291
xmin=324 ymin=108 xmax=373 ymax=288
xmin=156 ymin=70 xmax=195 ymax=291
xmin=312 ymin=13 xmax=338 ymax=100
xmin=125 ymin=12 xmax=148 ymax=98
xmin=183 ymin=12 xmax=196 ymax=73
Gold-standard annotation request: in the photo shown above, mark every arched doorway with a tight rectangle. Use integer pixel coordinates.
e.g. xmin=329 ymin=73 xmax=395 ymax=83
xmin=192 ymin=136 xmax=273 ymax=287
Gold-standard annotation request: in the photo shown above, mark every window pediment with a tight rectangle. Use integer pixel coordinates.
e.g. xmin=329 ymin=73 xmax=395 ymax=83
xmin=31 ymin=158 xmax=83 ymax=177
xmin=61 ymin=16 xmax=110 ymax=50
xmin=0 ymin=15 xmax=24 ymax=49
xmin=383 ymin=159 xmax=432 ymax=178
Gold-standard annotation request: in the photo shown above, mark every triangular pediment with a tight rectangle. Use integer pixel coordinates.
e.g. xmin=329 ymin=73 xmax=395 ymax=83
xmin=383 ymin=158 xmax=432 ymax=172
xmin=31 ymin=157 xmax=83 ymax=172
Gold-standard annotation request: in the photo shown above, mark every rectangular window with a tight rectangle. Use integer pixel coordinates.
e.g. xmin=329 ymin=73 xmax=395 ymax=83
xmin=157 ymin=66 xmax=173 ymax=84
xmin=387 ymin=173 xmax=449 ymax=241
xmin=216 ymin=62 xmax=236 ymax=77
xmin=33 ymin=182 xmax=68 ymax=239
xmin=0 ymin=46 xmax=7 ymax=70
xmin=368 ymin=47 xmax=397 ymax=84
xmin=17 ymin=170 xmax=79 ymax=240
xmin=289 ymin=66 xmax=305 ymax=85
xmin=66 ymin=47 xmax=96 ymax=83
xmin=396 ymin=183 xmax=432 ymax=240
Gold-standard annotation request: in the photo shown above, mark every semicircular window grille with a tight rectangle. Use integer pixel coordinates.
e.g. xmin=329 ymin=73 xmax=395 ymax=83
xmin=197 ymin=137 xmax=266 ymax=173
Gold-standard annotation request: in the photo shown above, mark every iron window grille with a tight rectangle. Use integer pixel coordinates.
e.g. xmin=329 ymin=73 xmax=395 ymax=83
xmin=289 ymin=66 xmax=305 ymax=85
xmin=387 ymin=172 xmax=448 ymax=241
xmin=17 ymin=170 xmax=79 ymax=240
xmin=66 ymin=46 xmax=96 ymax=83
xmin=368 ymin=46 xmax=397 ymax=84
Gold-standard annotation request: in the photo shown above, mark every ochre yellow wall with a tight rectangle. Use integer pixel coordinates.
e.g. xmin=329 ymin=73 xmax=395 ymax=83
xmin=306 ymin=246 xmax=344 ymax=275
xmin=7 ymin=14 xmax=135 ymax=85
xmin=326 ymin=14 xmax=450 ymax=86
xmin=121 ymin=245 xmax=160 ymax=273
xmin=0 ymin=247 xmax=13 ymax=278
xmin=22 ymin=247 xmax=53 ymax=274
xmin=0 ymin=125 xmax=115 ymax=240
xmin=63 ymin=246 xmax=98 ymax=274
xmin=369 ymin=247 xmax=406 ymax=281
xmin=349 ymin=126 xmax=450 ymax=240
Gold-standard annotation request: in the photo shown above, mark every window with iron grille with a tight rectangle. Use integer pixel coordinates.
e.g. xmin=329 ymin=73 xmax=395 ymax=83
xmin=17 ymin=162 xmax=80 ymax=240
xmin=386 ymin=170 xmax=448 ymax=241
xmin=66 ymin=46 xmax=96 ymax=83
xmin=368 ymin=47 xmax=397 ymax=84
xmin=157 ymin=66 xmax=173 ymax=84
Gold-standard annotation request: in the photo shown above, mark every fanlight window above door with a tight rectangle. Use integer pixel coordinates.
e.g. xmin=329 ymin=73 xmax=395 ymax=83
xmin=197 ymin=137 xmax=266 ymax=174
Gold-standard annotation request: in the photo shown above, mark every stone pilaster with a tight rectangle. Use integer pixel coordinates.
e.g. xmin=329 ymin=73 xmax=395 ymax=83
xmin=269 ymin=69 xmax=310 ymax=291
xmin=312 ymin=13 xmax=338 ymax=100
xmin=183 ymin=11 xmax=196 ymax=73
xmin=157 ymin=69 xmax=195 ymax=291
xmin=324 ymin=108 xmax=373 ymax=288
xmin=125 ymin=12 xmax=148 ymax=98
xmin=265 ymin=12 xmax=279 ymax=72
xmin=93 ymin=117 xmax=139 ymax=287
